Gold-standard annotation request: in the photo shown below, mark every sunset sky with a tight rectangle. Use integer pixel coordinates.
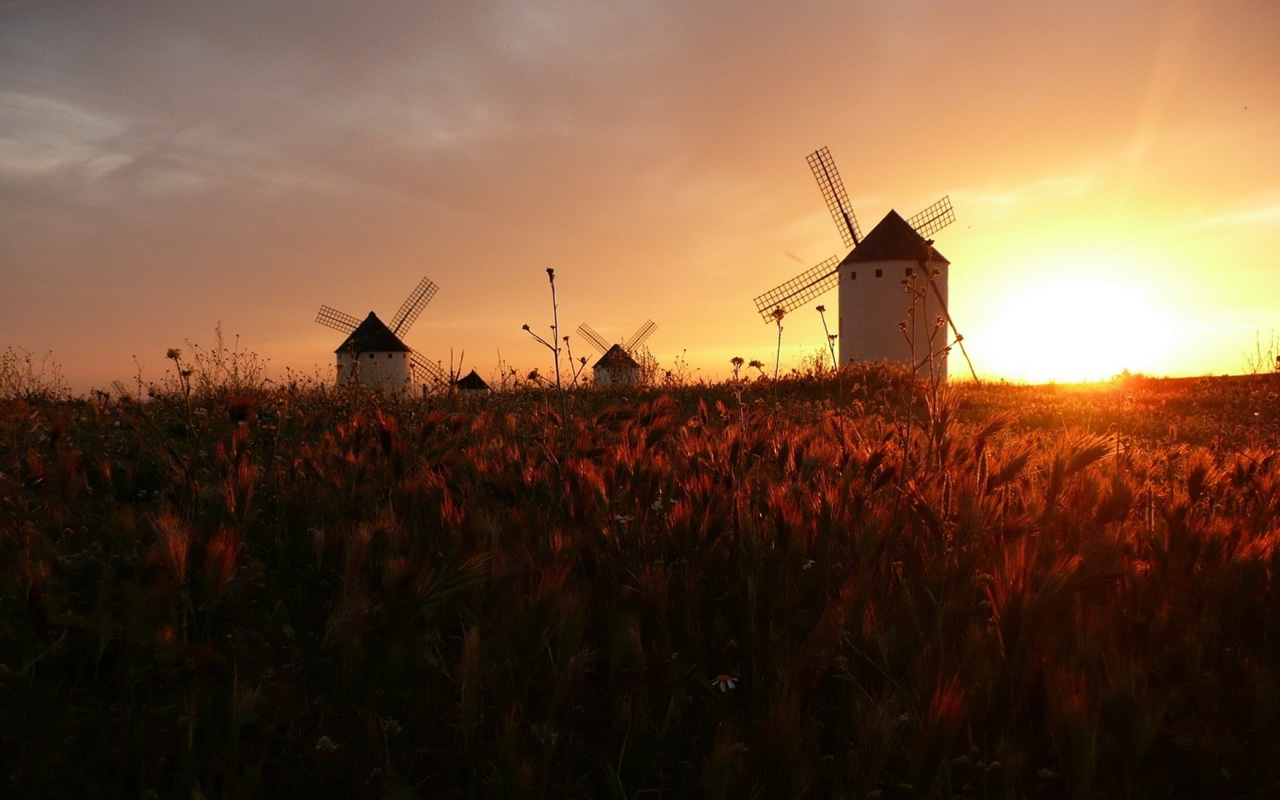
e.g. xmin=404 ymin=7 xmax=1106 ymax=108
xmin=3 ymin=0 xmax=1278 ymax=392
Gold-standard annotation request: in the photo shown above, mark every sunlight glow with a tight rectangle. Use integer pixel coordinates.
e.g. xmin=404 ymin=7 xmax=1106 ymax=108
xmin=985 ymin=270 xmax=1175 ymax=383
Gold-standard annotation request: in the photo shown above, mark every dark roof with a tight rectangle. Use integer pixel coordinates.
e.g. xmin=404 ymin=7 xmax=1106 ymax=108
xmin=593 ymin=343 xmax=640 ymax=370
xmin=841 ymin=209 xmax=950 ymax=266
xmin=455 ymin=369 xmax=489 ymax=391
xmin=334 ymin=311 xmax=412 ymax=354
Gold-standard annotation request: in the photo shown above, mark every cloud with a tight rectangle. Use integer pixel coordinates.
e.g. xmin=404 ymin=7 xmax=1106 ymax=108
xmin=952 ymin=173 xmax=1098 ymax=220
xmin=1196 ymin=191 xmax=1280 ymax=229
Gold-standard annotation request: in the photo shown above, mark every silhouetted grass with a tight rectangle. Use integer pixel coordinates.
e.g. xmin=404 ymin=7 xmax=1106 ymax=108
xmin=2 ymin=369 xmax=1280 ymax=797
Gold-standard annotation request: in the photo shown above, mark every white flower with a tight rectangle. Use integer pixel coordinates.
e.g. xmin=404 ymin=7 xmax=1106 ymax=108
xmin=711 ymin=674 xmax=737 ymax=692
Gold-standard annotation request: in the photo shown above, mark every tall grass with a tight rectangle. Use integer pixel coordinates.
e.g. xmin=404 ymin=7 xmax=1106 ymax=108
xmin=2 ymin=369 xmax=1280 ymax=797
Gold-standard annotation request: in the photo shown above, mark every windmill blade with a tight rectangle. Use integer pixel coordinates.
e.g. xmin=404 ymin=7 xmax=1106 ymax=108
xmin=316 ymin=305 xmax=361 ymax=334
xmin=907 ymin=196 xmax=955 ymax=240
xmin=807 ymin=147 xmax=861 ymax=248
xmin=575 ymin=323 xmax=611 ymax=355
xmin=410 ymin=350 xmax=450 ymax=388
xmin=390 ymin=277 xmax=439 ymax=336
xmin=752 ymin=255 xmax=841 ymax=322
xmin=927 ymin=279 xmax=979 ymax=382
xmin=623 ymin=319 xmax=656 ymax=353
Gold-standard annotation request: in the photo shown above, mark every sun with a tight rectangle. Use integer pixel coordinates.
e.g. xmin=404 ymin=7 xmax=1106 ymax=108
xmin=984 ymin=271 xmax=1174 ymax=383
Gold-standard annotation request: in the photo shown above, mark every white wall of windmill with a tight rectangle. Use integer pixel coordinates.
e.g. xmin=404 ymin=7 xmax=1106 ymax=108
xmin=336 ymin=350 xmax=413 ymax=395
xmin=838 ymin=259 xmax=949 ymax=379
xmin=592 ymin=362 xmax=640 ymax=389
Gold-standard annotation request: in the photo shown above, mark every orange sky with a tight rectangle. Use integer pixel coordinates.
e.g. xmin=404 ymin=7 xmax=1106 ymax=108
xmin=3 ymin=0 xmax=1278 ymax=392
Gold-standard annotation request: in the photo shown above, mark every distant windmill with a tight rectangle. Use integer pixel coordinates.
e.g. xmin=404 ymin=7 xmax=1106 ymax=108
xmin=575 ymin=319 xmax=657 ymax=388
xmin=752 ymin=147 xmax=974 ymax=379
xmin=315 ymin=277 xmax=449 ymax=394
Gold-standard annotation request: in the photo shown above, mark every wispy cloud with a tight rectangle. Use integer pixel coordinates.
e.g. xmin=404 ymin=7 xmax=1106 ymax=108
xmin=0 ymin=91 xmax=128 ymax=176
xmin=952 ymin=173 xmax=1098 ymax=220
xmin=1196 ymin=190 xmax=1280 ymax=228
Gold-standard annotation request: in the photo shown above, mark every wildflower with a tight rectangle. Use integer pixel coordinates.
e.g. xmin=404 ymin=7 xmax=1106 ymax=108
xmin=711 ymin=674 xmax=737 ymax=692
xmin=802 ymin=559 xmax=815 ymax=571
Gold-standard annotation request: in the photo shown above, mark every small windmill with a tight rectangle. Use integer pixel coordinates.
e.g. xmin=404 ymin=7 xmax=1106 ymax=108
xmin=575 ymin=319 xmax=657 ymax=388
xmin=752 ymin=147 xmax=974 ymax=379
xmin=315 ymin=277 xmax=449 ymax=394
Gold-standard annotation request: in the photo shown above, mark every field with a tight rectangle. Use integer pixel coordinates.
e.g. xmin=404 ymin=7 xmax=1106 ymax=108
xmin=3 ymin=367 xmax=1280 ymax=798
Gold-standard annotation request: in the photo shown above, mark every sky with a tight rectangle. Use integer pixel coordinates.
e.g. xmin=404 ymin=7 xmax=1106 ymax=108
xmin=2 ymin=0 xmax=1279 ymax=392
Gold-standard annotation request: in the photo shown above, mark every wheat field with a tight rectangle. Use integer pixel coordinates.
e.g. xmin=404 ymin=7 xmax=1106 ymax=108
xmin=3 ymin=367 xmax=1280 ymax=798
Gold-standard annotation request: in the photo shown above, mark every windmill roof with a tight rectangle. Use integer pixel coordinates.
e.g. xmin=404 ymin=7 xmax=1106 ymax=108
xmin=593 ymin=343 xmax=640 ymax=371
xmin=335 ymin=311 xmax=412 ymax=354
xmin=842 ymin=209 xmax=950 ymax=266
xmin=456 ymin=369 xmax=489 ymax=391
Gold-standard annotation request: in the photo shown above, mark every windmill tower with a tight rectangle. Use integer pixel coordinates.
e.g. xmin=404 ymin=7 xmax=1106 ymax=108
xmin=315 ymin=277 xmax=449 ymax=395
xmin=753 ymin=147 xmax=973 ymax=379
xmin=576 ymin=320 xmax=657 ymax=388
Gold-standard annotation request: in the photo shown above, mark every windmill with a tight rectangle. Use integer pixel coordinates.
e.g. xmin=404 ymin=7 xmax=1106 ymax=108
xmin=752 ymin=147 xmax=974 ymax=379
xmin=315 ymin=277 xmax=449 ymax=394
xmin=575 ymin=319 xmax=657 ymax=388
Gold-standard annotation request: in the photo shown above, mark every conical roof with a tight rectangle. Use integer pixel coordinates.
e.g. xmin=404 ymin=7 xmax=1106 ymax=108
xmin=842 ymin=209 xmax=950 ymax=265
xmin=593 ymin=343 xmax=640 ymax=370
xmin=335 ymin=311 xmax=412 ymax=354
xmin=456 ymin=369 xmax=489 ymax=391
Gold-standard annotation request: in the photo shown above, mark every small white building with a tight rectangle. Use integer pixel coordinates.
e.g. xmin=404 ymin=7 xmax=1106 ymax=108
xmin=334 ymin=311 xmax=413 ymax=395
xmin=455 ymin=369 xmax=490 ymax=395
xmin=838 ymin=210 xmax=951 ymax=378
xmin=592 ymin=344 xmax=641 ymax=388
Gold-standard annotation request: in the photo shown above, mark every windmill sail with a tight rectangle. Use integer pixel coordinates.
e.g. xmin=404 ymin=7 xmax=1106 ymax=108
xmin=808 ymin=147 xmax=860 ymax=247
xmin=907 ymin=196 xmax=954 ymax=240
xmin=390 ymin=277 xmax=438 ymax=336
xmin=410 ymin=351 xmax=449 ymax=387
xmin=623 ymin=319 xmax=656 ymax=353
xmin=316 ymin=305 xmax=361 ymax=334
xmin=576 ymin=320 xmax=658 ymax=355
xmin=752 ymin=255 xmax=841 ymax=321
xmin=575 ymin=323 xmax=612 ymax=355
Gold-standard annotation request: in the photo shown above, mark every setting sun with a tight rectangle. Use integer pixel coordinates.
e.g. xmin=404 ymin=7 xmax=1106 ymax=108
xmin=983 ymin=267 xmax=1175 ymax=383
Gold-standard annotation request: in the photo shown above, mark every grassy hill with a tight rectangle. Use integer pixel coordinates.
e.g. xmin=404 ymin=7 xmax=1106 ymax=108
xmin=3 ymin=369 xmax=1280 ymax=798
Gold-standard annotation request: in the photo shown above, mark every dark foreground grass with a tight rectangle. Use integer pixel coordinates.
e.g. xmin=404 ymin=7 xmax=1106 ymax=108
xmin=3 ymin=369 xmax=1280 ymax=798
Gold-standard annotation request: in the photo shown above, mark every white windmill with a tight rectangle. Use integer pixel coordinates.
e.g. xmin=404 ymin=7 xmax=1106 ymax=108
xmin=315 ymin=277 xmax=449 ymax=395
xmin=575 ymin=320 xmax=657 ymax=388
xmin=753 ymin=147 xmax=974 ymax=379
